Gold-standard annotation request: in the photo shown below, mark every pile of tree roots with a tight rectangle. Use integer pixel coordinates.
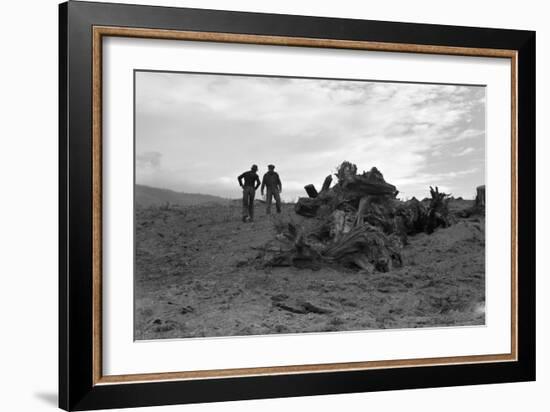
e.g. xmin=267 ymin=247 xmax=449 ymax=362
xmin=257 ymin=161 xmax=454 ymax=273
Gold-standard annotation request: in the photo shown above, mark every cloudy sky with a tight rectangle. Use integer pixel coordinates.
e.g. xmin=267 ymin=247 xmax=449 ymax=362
xmin=135 ymin=71 xmax=485 ymax=201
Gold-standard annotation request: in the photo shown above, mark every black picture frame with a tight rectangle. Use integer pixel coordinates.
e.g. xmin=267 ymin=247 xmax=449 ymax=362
xmin=59 ymin=1 xmax=536 ymax=410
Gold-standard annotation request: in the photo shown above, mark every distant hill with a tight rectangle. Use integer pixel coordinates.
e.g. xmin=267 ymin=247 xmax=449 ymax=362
xmin=136 ymin=184 xmax=229 ymax=207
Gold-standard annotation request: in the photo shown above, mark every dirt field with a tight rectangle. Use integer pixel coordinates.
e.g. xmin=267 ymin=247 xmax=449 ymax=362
xmin=134 ymin=199 xmax=485 ymax=340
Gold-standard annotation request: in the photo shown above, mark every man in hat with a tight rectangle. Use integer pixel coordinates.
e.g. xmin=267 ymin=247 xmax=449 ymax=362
xmin=261 ymin=164 xmax=283 ymax=215
xmin=237 ymin=164 xmax=261 ymax=222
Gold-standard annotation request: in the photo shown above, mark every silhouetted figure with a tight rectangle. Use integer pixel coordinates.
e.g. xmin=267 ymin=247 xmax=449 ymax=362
xmin=261 ymin=164 xmax=282 ymax=215
xmin=238 ymin=164 xmax=261 ymax=222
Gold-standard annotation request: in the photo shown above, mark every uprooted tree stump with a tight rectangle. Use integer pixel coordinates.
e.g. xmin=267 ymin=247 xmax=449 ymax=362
xmin=455 ymin=185 xmax=486 ymax=218
xmin=425 ymin=186 xmax=452 ymax=234
xmin=259 ymin=161 xmax=455 ymax=273
xmin=256 ymin=221 xmax=402 ymax=273
xmin=323 ymin=224 xmax=403 ymax=272
xmin=476 ymin=185 xmax=485 ymax=208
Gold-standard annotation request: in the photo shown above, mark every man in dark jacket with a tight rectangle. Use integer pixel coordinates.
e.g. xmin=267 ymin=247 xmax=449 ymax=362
xmin=237 ymin=164 xmax=261 ymax=222
xmin=261 ymin=164 xmax=282 ymax=215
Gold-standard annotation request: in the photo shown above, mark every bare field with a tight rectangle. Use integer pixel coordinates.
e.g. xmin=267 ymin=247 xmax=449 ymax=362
xmin=135 ymin=200 xmax=485 ymax=340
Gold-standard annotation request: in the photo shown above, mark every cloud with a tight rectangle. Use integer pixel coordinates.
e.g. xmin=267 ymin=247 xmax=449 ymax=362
xmin=451 ymin=128 xmax=485 ymax=143
xmin=136 ymin=151 xmax=162 ymax=169
xmin=453 ymin=147 xmax=476 ymax=157
xmin=135 ymin=72 xmax=485 ymax=200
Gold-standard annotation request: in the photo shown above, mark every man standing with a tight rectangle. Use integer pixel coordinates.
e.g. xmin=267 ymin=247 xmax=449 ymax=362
xmin=237 ymin=164 xmax=261 ymax=222
xmin=261 ymin=164 xmax=282 ymax=215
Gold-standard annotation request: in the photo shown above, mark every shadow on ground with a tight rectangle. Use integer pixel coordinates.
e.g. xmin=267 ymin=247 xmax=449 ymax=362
xmin=34 ymin=392 xmax=58 ymax=407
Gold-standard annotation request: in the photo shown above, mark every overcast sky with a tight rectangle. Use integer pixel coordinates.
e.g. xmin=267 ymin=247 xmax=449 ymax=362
xmin=135 ymin=71 xmax=485 ymax=201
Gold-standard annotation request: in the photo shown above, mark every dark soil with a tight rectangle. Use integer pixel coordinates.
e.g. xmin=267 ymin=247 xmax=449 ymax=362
xmin=135 ymin=200 xmax=485 ymax=340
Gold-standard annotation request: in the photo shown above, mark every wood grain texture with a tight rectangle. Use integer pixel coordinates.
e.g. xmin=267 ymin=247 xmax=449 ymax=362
xmin=97 ymin=353 xmax=515 ymax=385
xmin=511 ymin=52 xmax=518 ymax=360
xmin=92 ymin=27 xmax=103 ymax=385
xmin=94 ymin=26 xmax=517 ymax=57
xmin=92 ymin=26 xmax=518 ymax=386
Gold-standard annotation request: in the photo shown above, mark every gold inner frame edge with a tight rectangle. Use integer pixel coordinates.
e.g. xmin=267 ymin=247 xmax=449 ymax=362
xmin=91 ymin=25 xmax=518 ymax=386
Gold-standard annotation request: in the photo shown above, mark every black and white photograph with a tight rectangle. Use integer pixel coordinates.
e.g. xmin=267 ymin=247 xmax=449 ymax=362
xmin=1 ymin=0 xmax=542 ymax=410
xmin=134 ymin=70 xmax=487 ymax=340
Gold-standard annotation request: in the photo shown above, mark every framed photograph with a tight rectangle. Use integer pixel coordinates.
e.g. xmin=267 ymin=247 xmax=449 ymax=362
xmin=59 ymin=1 xmax=535 ymax=410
